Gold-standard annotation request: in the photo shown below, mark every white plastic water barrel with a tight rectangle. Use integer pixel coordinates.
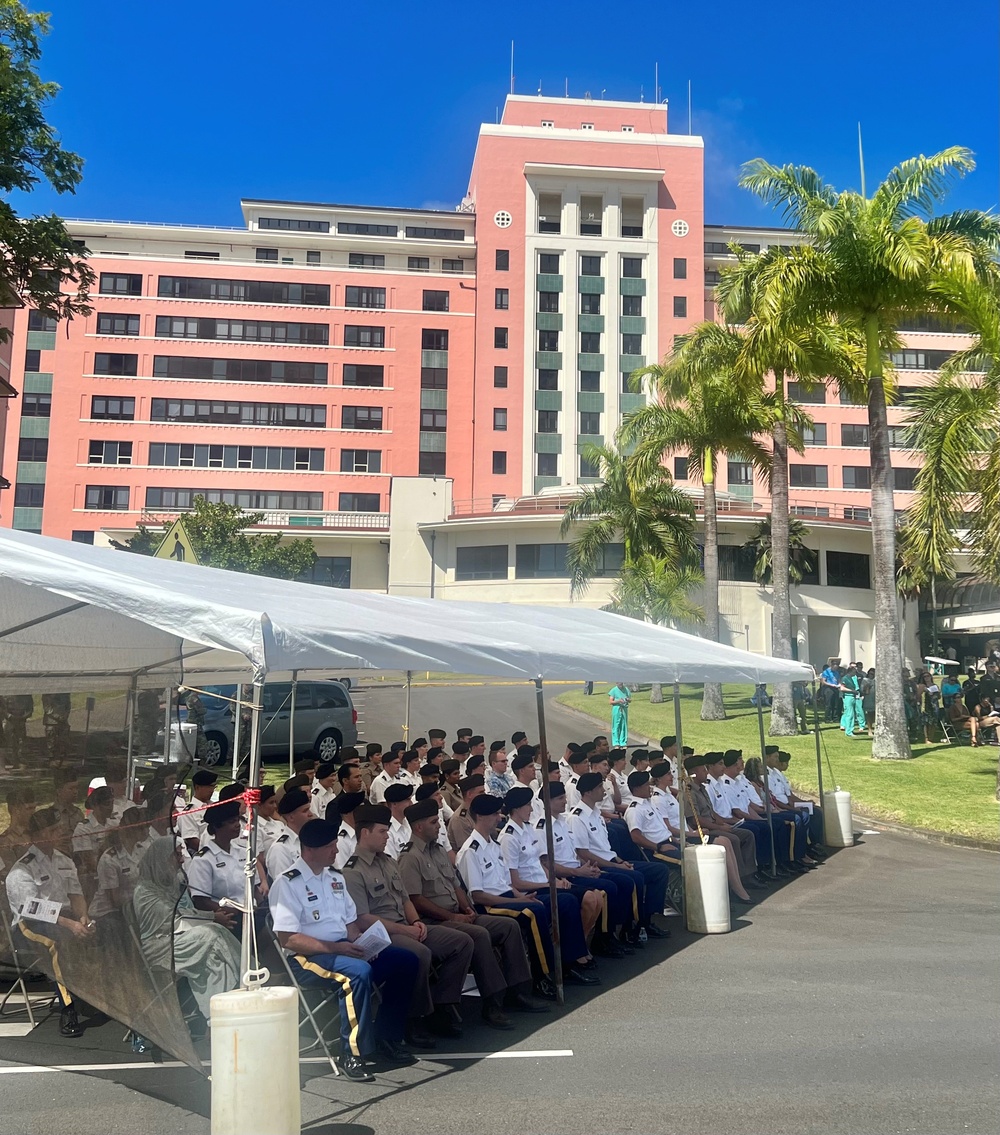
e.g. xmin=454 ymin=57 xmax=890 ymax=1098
xmin=210 ymin=986 xmax=300 ymax=1135
xmin=683 ymin=843 xmax=730 ymax=934
xmin=823 ymin=789 xmax=854 ymax=847
xmin=168 ymin=721 xmax=198 ymax=761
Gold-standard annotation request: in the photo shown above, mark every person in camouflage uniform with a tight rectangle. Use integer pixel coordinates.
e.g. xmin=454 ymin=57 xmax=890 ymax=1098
xmin=42 ymin=693 xmax=72 ymax=762
xmin=0 ymin=695 xmax=34 ymax=769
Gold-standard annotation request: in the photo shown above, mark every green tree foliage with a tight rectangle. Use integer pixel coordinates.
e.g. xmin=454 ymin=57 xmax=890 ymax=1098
xmin=744 ymin=516 xmax=816 ymax=585
xmin=0 ymin=1 xmax=92 ymax=337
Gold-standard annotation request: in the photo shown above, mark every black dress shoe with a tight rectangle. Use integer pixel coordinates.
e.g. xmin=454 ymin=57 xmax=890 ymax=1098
xmin=59 ymin=1007 xmax=83 ymax=1038
xmin=577 ymin=957 xmax=598 ymax=970
xmin=564 ymin=966 xmax=601 ymax=986
xmin=481 ymin=1000 xmax=515 ymax=1029
xmin=592 ymin=934 xmax=626 ymax=959
xmin=425 ymin=1009 xmax=462 ymax=1039
xmin=643 ymin=921 xmax=670 ymax=940
xmin=404 ymin=1025 xmax=438 ymax=1050
xmin=615 ymin=934 xmax=636 ymax=955
xmin=504 ymin=991 xmax=550 ymax=1014
xmin=795 ymin=859 xmax=818 ymax=870
xmin=809 ymin=845 xmax=829 ymax=858
xmin=340 ymin=1054 xmax=375 ymax=1082
xmin=745 ymin=879 xmax=768 ymax=890
xmin=375 ymin=1038 xmax=416 ymax=1065
xmin=534 ymin=977 xmax=558 ymax=1001
xmin=786 ymin=861 xmax=808 ymax=874
xmin=773 ymin=864 xmax=792 ymax=877
xmin=752 ymin=871 xmax=773 ymax=885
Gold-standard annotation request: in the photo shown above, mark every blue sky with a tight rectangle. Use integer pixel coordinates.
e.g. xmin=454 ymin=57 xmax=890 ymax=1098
xmin=11 ymin=0 xmax=999 ymax=230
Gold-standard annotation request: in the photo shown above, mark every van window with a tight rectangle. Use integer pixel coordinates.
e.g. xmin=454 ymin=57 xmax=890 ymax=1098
xmin=311 ymin=683 xmax=348 ymax=709
xmin=262 ymin=684 xmax=293 ymax=713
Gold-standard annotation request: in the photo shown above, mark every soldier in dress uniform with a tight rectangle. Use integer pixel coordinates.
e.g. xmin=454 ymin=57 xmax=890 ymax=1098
xmin=397 ymin=799 xmax=532 ymax=1029
xmin=185 ymin=802 xmax=249 ymax=924
xmin=439 ymin=759 xmax=463 ymax=812
xmin=0 ymin=786 xmax=37 ymax=882
xmin=446 ymin=774 xmax=483 ymax=852
xmin=269 ymin=818 xmax=420 ymax=1079
xmin=369 ymin=752 xmax=405 ymax=805
xmin=383 ymin=782 xmax=414 ymax=859
xmin=326 ymin=790 xmax=365 ymax=869
xmin=309 ymin=762 xmax=339 ymax=818
xmin=342 ymin=803 xmax=474 ymax=1043
xmin=265 ymin=788 xmax=313 ymax=880
xmin=174 ymin=769 xmax=218 ymax=855
xmin=51 ymin=773 xmax=85 ymax=851
xmin=682 ymin=755 xmax=768 ymax=882
xmin=360 ymin=743 xmax=383 ymax=793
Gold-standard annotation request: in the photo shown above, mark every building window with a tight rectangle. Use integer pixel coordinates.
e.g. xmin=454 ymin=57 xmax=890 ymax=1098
xmin=146 ymin=488 xmax=324 ymax=511
xmin=158 ymin=276 xmax=330 ymax=305
xmin=580 ymin=453 xmax=600 ymax=478
xmin=537 ymin=369 xmax=558 ymax=390
xmin=579 ymin=370 xmax=600 ymax=392
xmin=579 ymin=195 xmax=603 ymax=236
xmin=887 ymin=426 xmax=907 ymax=448
xmin=580 ymin=255 xmax=602 ymax=277
xmin=298 ymin=556 xmax=352 ymax=588
xmin=705 ymin=270 xmax=721 ymax=286
xmin=842 ymin=466 xmax=872 ymax=489
xmin=621 ymin=124 xmax=634 ymax=133
xmin=719 ymin=545 xmax=758 ymax=582
xmin=496 ymin=249 xmax=509 ymax=271
xmin=579 ymin=411 xmax=601 ymax=435
xmin=843 ymin=506 xmax=871 ymax=522
xmin=621 ymin=197 xmax=644 ymax=237
xmin=422 ymin=328 xmax=448 ymax=351
xmin=493 ymin=408 xmax=507 ymax=431
xmin=14 ymin=483 xmax=45 ymax=507
xmin=827 ymin=550 xmax=871 ymax=589
xmin=894 ymin=467 xmax=918 ymax=491
xmin=420 ymin=367 xmax=448 ymax=389
xmin=90 ymin=396 xmax=134 ymax=420
xmin=405 ymin=226 xmax=466 ymax=241
xmin=790 ymin=506 xmax=830 ymax=518
xmin=493 ymin=366 xmax=508 ymax=388
xmin=420 ymin=408 xmax=447 ymax=431
xmin=22 ymin=393 xmax=52 ymax=417
xmin=727 ymin=460 xmax=753 ymax=486
xmin=85 ymin=485 xmax=130 ymax=510
xmin=258 ymin=217 xmax=330 ymax=233
xmin=516 ymin=543 xmax=569 ymax=578
xmin=17 ymin=437 xmax=48 ymax=461
xmin=673 ymin=456 xmax=689 ymax=480
xmin=621 ymin=371 xmax=638 ymax=393
xmin=621 ymin=295 xmax=642 ymax=316
xmin=339 ymin=222 xmax=398 ymax=237
xmin=621 ymin=257 xmax=643 ymax=279
xmin=456 ymin=545 xmax=508 ymax=581
xmin=28 ymin=311 xmax=58 ymax=331
xmin=306 ymin=250 xmax=321 ymax=264
xmin=184 ymin=250 xmax=219 ymax=259
xmin=704 ymin=241 xmax=729 ymax=255
xmin=494 ymin=327 xmax=509 ymax=349
xmin=340 ymin=449 xmax=381 ymax=474
xmin=621 ymin=333 xmax=642 ymax=354
xmin=541 ymin=119 xmax=554 ymax=128
xmin=442 ymin=259 xmax=464 ymax=273
xmin=408 ymin=256 xmax=430 ymax=272
xmin=341 ymin=406 xmax=383 ymax=430
xmin=343 ymin=325 xmax=385 ymax=348
xmin=841 ymin=423 xmax=869 ymax=446
xmin=154 ymin=356 xmax=327 ymax=384
xmin=537 ymin=410 xmax=559 ymax=433
xmin=580 ymin=331 xmax=601 ymax=353
xmin=579 ymin=292 xmax=602 ymax=315
xmin=539 ymin=253 xmax=561 ymax=274
xmin=150 ymin=399 xmax=326 ymax=427
xmin=149 ymin=443 xmax=324 ymax=471
xmin=492 ymin=451 xmax=507 ymax=475
xmin=538 ymin=192 xmax=561 ymax=234
xmin=94 ymin=352 xmax=139 ymax=376
xmin=23 ymin=349 xmax=41 ymax=372
xmin=802 ymin=423 xmax=828 ymax=446
xmin=538 ymin=329 xmax=559 ymax=352
xmin=88 ymin=440 xmax=132 ymax=465
xmin=494 ymin=288 xmax=509 ymax=310
xmin=419 ymin=452 xmax=446 ymax=476
xmin=673 ymin=296 xmax=688 ymax=318
xmin=71 ymin=531 xmax=96 ymax=544
xmin=423 ymin=290 xmax=450 ymax=312
xmin=787 ymin=382 xmax=825 ymax=404
xmin=890 ymin=349 xmax=954 ymax=371
xmin=593 ymin=543 xmax=625 ymax=574
xmin=581 ymin=122 xmax=594 ymax=130
xmin=343 ymin=364 xmax=384 ymax=387
xmin=673 ymin=258 xmax=687 ymax=280
xmin=348 ymin=253 xmax=384 ymax=268
xmin=345 ymin=286 xmax=386 ymax=310
xmin=97 ymin=312 xmax=140 ymax=335
xmin=537 ymin=453 xmax=557 ymax=477
xmin=155 ymin=316 xmax=329 ymax=345
xmin=789 ymin=464 xmax=828 ymax=488
xmin=255 ymin=248 xmax=279 ymax=261
xmin=99 ymin=272 xmax=142 ymax=295
xmin=538 ymin=292 xmax=560 ymax=313
xmin=339 ymin=492 xmax=381 ymax=512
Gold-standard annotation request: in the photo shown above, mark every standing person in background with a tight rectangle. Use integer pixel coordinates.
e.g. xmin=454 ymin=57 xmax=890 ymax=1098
xmin=607 ymin=682 xmax=631 ymax=749
xmin=0 ymin=694 xmax=33 ymax=770
xmin=838 ymin=663 xmax=867 ymax=739
xmin=820 ymin=659 xmax=842 ymax=722
xmin=861 ymin=669 xmax=877 ymax=734
xmin=42 ymin=693 xmax=72 ymax=764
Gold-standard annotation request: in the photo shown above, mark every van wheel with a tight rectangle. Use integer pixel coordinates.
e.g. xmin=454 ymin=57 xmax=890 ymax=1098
xmin=202 ymin=731 xmax=228 ymax=767
xmin=314 ymin=730 xmax=342 ymax=762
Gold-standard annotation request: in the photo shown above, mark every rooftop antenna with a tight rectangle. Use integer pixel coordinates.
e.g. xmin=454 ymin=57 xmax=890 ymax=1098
xmin=565 ymin=77 xmax=568 ymax=98
xmin=687 ymin=79 xmax=692 ymax=134
xmin=858 ymin=122 xmax=867 ymax=199
xmin=510 ymin=40 xmax=514 ymax=94
xmin=537 ymin=80 xmax=542 ymax=95
xmin=640 ymin=84 xmax=644 ymax=102
xmin=655 ymin=61 xmax=659 ymax=105
xmin=601 ymin=88 xmax=606 ymax=99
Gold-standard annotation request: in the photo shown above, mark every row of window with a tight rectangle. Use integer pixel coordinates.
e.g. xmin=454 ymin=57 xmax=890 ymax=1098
xmin=534 ymin=330 xmax=646 ymax=354
xmin=538 ymin=292 xmax=645 ymax=316
xmin=87 ymin=395 xmax=382 ymax=429
xmin=785 ymin=465 xmax=918 ymax=491
xmin=534 ymin=193 xmax=647 ymax=239
xmin=156 ymin=277 xmax=330 ymax=306
xmin=74 ymin=486 xmax=382 ymax=512
xmin=537 ymin=253 xmax=644 ymax=278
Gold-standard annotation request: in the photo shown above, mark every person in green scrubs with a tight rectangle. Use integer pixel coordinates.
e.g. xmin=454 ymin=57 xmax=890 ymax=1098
xmin=608 ymin=682 xmax=631 ymax=748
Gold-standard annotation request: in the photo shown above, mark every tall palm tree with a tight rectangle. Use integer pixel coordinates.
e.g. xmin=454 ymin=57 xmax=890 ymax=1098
xmin=558 ymin=442 xmax=698 ymax=597
xmin=738 ymin=149 xmax=1000 ymax=759
xmin=620 ymin=323 xmax=772 ymax=720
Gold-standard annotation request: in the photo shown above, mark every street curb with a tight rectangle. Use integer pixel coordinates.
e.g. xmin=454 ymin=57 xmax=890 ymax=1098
xmin=552 ymin=695 xmax=1000 ymax=855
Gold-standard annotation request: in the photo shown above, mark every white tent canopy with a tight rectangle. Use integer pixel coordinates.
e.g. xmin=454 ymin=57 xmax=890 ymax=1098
xmin=0 ymin=530 xmax=814 ymax=692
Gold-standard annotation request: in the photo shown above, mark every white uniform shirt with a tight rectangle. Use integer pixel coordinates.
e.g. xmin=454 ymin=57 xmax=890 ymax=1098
xmin=651 ymin=787 xmax=687 ymax=834
xmin=736 ymin=774 xmax=765 ymax=808
xmin=558 ymin=758 xmax=573 ymax=783
xmin=310 ymin=782 xmax=337 ymax=819
xmin=110 ymin=794 xmax=138 ymax=824
xmin=456 ymin=832 xmax=513 ymax=896
xmin=175 ymin=800 xmax=212 ymax=845
xmin=768 ymin=768 xmax=792 ymax=805
xmin=498 ymin=819 xmax=547 ymax=885
xmin=385 ymin=817 xmax=410 ymax=861
xmin=705 ymin=775 xmax=735 ymax=819
xmin=89 ymin=844 xmax=144 ymax=919
xmin=185 ymin=837 xmax=245 ymax=903
xmin=257 ymin=816 xmax=285 ymax=855
xmin=567 ymin=801 xmax=615 ymax=863
xmin=721 ymin=774 xmax=757 ymax=816
xmin=53 ymin=849 xmax=84 ymax=898
xmin=5 ymin=845 xmax=75 ymax=919
xmin=625 ymin=797 xmax=673 ymax=844
xmin=265 ymin=828 xmax=301 ymax=880
xmin=334 ymin=824 xmax=357 ymax=870
xmin=369 ymin=770 xmax=405 ymax=805
xmin=71 ymin=814 xmax=118 ymax=856
xmin=536 ymin=814 xmax=581 ymax=870
xmin=529 ymin=785 xmax=545 ymax=824
xmin=269 ymin=855 xmax=356 ymax=948
xmin=564 ymin=774 xmax=582 ymax=810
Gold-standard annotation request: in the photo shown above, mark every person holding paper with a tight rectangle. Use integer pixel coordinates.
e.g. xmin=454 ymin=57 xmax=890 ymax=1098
xmin=268 ymin=817 xmax=419 ymax=1080
xmin=5 ymin=807 xmax=96 ymax=1037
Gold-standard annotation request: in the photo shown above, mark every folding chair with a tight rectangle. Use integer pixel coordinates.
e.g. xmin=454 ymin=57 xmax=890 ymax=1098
xmin=0 ymin=915 xmax=58 ymax=1031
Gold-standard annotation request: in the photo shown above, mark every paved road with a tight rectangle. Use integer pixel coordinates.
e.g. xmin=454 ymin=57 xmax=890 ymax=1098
xmin=2 ymin=683 xmax=998 ymax=1135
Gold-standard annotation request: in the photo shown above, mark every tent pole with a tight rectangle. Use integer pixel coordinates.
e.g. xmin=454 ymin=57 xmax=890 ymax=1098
xmin=403 ymin=670 xmax=412 ymax=742
xmin=812 ymin=679 xmax=824 ymax=807
xmin=162 ymin=686 xmax=171 ymax=765
xmin=756 ymin=698 xmax=777 ymax=876
xmin=125 ymin=677 xmax=137 ymax=802
xmin=241 ymin=679 xmax=265 ymax=989
xmin=288 ymin=671 xmax=298 ymax=778
xmin=232 ymin=684 xmax=243 ymax=782
xmin=532 ymin=677 xmax=563 ymax=1005
xmin=673 ymin=682 xmax=686 ymax=862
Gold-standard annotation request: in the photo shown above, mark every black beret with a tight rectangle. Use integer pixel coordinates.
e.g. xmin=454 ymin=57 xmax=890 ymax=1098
xmin=650 ymin=762 xmax=672 ymax=779
xmin=457 ymin=727 xmax=473 ymax=738
xmin=576 ymin=771 xmax=604 ymax=795
xmin=389 ymin=741 xmax=407 ymax=753
xmin=441 ymin=759 xmax=461 ymax=774
xmin=470 ymin=735 xmax=484 ymax=746
xmin=354 ymin=804 xmax=391 ymax=828
xmin=765 ymin=745 xmax=780 ymax=756
xmin=579 ymin=742 xmax=597 ymax=756
xmin=568 ymin=752 xmax=590 ymax=767
xmin=412 ymin=738 xmax=428 ymax=748
xmin=459 ymin=774 xmax=485 ymax=794
xmin=316 ymin=761 xmax=337 ymax=779
xmin=334 ymin=790 xmax=366 ymax=815
xmin=504 ymin=786 xmax=534 ymax=811
xmin=469 ymin=794 xmax=503 ymax=817
xmin=724 ymin=749 xmax=742 ymax=761
xmin=299 ymin=819 xmax=339 ymax=848
xmin=704 ymin=752 xmax=726 ymax=765
xmin=259 ymin=785 xmax=276 ymax=804
xmin=547 ymin=761 xmax=560 ymax=773
xmin=683 ymin=755 xmax=708 ymax=771
xmin=415 ymin=783 xmax=440 ymax=803
xmin=404 ymin=799 xmax=439 ymax=824
xmin=511 ymin=731 xmax=527 ymax=744
xmin=278 ymin=788 xmax=310 ymax=815
xmin=511 ymin=752 xmax=535 ymax=772
xmin=205 ymin=801 xmax=240 ymax=830
xmin=192 ymin=770 xmax=219 ymax=787
xmin=548 ymin=781 xmax=566 ymax=799
xmin=452 ymin=741 xmax=470 ymax=756
xmin=365 ymin=743 xmax=383 ymax=757
xmin=384 ymin=783 xmax=414 ymax=804
xmin=428 ymin=747 xmax=446 ymax=760
xmin=567 ymin=742 xmax=582 ymax=753
xmin=627 ymin=770 xmax=650 ymax=791
xmin=489 ymin=740 xmax=507 ymax=752
xmin=419 ymin=764 xmax=440 ymax=779
xmin=400 ymin=750 xmax=421 ymax=765
xmin=427 ymin=729 xmax=446 ymax=739
xmin=722 ymin=752 xmax=740 ymax=768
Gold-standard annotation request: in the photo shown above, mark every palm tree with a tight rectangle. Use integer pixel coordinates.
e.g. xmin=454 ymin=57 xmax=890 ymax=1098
xmin=620 ymin=323 xmax=772 ymax=720
xmin=738 ymin=149 xmax=1000 ymax=759
xmin=745 ymin=516 xmax=816 ymax=585
xmin=559 ymin=442 xmax=698 ymax=597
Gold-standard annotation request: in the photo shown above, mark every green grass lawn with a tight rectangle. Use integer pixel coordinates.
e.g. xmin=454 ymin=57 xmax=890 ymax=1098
xmin=557 ymin=685 xmax=1000 ymax=843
